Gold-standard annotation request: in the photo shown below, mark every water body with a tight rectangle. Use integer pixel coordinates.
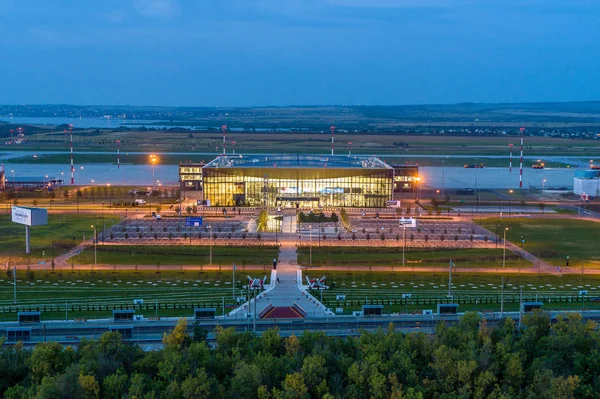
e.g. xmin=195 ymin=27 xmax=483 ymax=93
xmin=3 ymin=163 xmax=180 ymax=186
xmin=0 ymin=116 xmax=294 ymax=131
xmin=0 ymin=116 xmax=163 ymax=129
xmin=3 ymin=162 xmax=577 ymax=189
xmin=0 ymin=149 xmax=595 ymax=168
xmin=419 ymin=166 xmax=574 ymax=190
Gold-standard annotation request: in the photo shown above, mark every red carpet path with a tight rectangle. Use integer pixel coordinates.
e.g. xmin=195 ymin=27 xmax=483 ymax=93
xmin=261 ymin=306 xmax=304 ymax=319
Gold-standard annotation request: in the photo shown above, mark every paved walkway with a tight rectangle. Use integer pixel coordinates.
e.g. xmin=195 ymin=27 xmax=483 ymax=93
xmin=229 ymin=234 xmax=329 ymax=320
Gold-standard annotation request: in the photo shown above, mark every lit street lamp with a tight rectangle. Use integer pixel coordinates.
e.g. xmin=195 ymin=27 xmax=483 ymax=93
xmin=503 ymin=227 xmax=509 ymax=268
xmin=508 ymin=189 xmax=513 ymax=218
xmin=542 ymin=179 xmax=547 ymax=214
xmin=149 ymin=155 xmax=158 ymax=190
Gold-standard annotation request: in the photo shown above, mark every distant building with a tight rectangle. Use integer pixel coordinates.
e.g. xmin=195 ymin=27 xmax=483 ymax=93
xmin=179 ymin=162 xmax=205 ymax=191
xmin=391 ymin=164 xmax=419 ymax=192
xmin=179 ymin=154 xmax=418 ymax=208
xmin=574 ymin=170 xmax=600 ymax=197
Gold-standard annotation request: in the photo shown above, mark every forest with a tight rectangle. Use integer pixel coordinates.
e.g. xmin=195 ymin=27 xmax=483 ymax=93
xmin=0 ymin=311 xmax=596 ymax=398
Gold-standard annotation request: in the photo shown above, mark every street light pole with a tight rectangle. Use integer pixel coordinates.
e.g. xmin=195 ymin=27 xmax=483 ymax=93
xmin=402 ymin=224 xmax=406 ymax=267
xmin=209 ymin=225 xmax=213 ymax=265
xmin=503 ymin=228 xmax=509 ymax=268
xmin=518 ymin=286 xmax=523 ymax=329
xmin=91 ymin=225 xmax=97 ymax=268
xmin=150 ymin=155 xmax=158 ymax=191
xmin=508 ymin=189 xmax=513 ymax=218
xmin=542 ymin=179 xmax=546 ymax=214
xmin=309 ymin=224 xmax=312 ymax=267
xmin=448 ymin=259 xmax=453 ymax=297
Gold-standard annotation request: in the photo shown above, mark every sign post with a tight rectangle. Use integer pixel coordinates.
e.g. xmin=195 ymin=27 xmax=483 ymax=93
xmin=185 ymin=217 xmax=203 ymax=227
xmin=11 ymin=206 xmax=48 ymax=254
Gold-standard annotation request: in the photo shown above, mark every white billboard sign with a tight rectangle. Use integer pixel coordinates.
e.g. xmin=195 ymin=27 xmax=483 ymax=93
xmin=398 ymin=217 xmax=416 ymax=228
xmin=11 ymin=206 xmax=48 ymax=227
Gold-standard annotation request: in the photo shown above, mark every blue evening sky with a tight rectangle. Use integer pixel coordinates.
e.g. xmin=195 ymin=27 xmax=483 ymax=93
xmin=0 ymin=0 xmax=598 ymax=106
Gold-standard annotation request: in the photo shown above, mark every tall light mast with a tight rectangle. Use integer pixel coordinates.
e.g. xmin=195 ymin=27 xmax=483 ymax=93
xmin=222 ymin=124 xmax=227 ymax=155
xmin=330 ymin=125 xmax=335 ymax=156
xmin=519 ymin=127 xmax=525 ymax=188
xmin=69 ymin=124 xmax=74 ymax=184
xmin=116 ymin=140 xmax=121 ymax=169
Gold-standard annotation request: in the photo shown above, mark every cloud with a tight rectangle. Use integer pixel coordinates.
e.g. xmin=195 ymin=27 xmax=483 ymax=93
xmin=133 ymin=0 xmax=180 ymax=18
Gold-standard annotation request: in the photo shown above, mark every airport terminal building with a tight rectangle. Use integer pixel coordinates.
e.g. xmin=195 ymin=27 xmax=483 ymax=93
xmin=180 ymin=154 xmax=418 ymax=208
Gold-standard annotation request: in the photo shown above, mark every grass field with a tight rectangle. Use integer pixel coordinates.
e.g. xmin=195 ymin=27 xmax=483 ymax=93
xmin=72 ymin=245 xmax=279 ymax=267
xmin=2 ymin=268 xmax=599 ymax=320
xmin=0 ymin=214 xmax=121 ymax=264
xmin=16 ymin=131 xmax=600 ymax=157
xmin=478 ymin=218 xmax=600 ymax=269
xmin=318 ymin=271 xmax=600 ymax=313
xmin=298 ymin=247 xmax=531 ymax=270
xmin=0 ymin=269 xmax=244 ymax=321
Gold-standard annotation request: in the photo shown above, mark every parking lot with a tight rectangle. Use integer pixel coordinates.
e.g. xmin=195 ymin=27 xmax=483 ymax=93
xmin=297 ymin=219 xmax=496 ymax=249
xmin=101 ymin=218 xmax=271 ymax=245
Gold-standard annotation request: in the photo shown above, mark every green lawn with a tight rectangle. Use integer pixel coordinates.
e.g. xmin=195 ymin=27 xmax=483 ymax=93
xmin=478 ymin=218 xmax=600 ymax=269
xmin=318 ymin=271 xmax=600 ymax=314
xmin=72 ymin=245 xmax=279 ymax=267
xmin=0 ymin=269 xmax=252 ymax=321
xmin=0 ymin=214 xmax=121 ymax=264
xmin=298 ymin=247 xmax=531 ymax=269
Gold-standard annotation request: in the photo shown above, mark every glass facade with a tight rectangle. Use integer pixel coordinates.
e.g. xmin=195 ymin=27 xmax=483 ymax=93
xmin=202 ymin=156 xmax=395 ymax=207
xmin=393 ymin=165 xmax=419 ymax=191
xmin=179 ymin=163 xmax=204 ymax=190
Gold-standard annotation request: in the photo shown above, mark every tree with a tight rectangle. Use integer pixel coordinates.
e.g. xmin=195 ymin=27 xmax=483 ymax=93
xmin=186 ymin=206 xmax=193 ymax=214
xmin=103 ymin=370 xmax=128 ymax=399
xmin=79 ymin=374 xmax=100 ymax=399
xmin=282 ymin=372 xmax=309 ymax=399
xmin=32 ymin=199 xmax=39 ymax=207
xmin=163 ymin=318 xmax=191 ymax=351
xmin=301 ymin=355 xmax=328 ymax=397
xmin=231 ymin=362 xmax=262 ymax=399
xmin=28 ymin=341 xmax=71 ymax=383
xmin=257 ymin=209 xmax=269 ymax=232
xmin=156 ymin=205 xmax=162 ymax=214
xmin=182 ymin=368 xmax=212 ymax=399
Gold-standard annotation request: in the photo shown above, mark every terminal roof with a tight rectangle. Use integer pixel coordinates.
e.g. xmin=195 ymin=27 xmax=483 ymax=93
xmin=204 ymin=154 xmax=391 ymax=169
